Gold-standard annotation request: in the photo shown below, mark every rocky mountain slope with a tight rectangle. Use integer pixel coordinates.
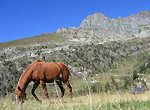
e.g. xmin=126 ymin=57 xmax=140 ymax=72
xmin=56 ymin=11 xmax=150 ymax=43
xmin=1 ymin=11 xmax=150 ymax=62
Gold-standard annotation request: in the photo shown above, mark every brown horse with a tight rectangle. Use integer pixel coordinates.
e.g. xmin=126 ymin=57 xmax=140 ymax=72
xmin=14 ymin=60 xmax=72 ymax=104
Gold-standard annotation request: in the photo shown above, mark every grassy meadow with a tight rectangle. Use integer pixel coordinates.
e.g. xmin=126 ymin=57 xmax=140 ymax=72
xmin=1 ymin=54 xmax=150 ymax=110
xmin=1 ymin=35 xmax=150 ymax=110
xmin=1 ymin=91 xmax=150 ymax=110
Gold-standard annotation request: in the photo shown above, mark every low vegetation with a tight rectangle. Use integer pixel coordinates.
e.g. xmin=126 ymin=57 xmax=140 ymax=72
xmin=1 ymin=91 xmax=150 ymax=110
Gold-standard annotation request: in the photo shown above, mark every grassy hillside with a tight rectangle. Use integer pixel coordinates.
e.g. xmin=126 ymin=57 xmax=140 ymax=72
xmin=0 ymin=33 xmax=66 ymax=49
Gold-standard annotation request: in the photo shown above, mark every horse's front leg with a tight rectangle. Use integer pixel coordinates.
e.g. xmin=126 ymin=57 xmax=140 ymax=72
xmin=40 ymin=80 xmax=50 ymax=103
xmin=31 ymin=82 xmax=42 ymax=103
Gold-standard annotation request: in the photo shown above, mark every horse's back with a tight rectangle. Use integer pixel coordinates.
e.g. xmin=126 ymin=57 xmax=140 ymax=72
xmin=32 ymin=61 xmax=70 ymax=82
xmin=33 ymin=62 xmax=61 ymax=81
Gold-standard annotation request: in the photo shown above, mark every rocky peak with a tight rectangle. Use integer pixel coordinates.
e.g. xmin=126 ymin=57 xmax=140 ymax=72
xmin=56 ymin=11 xmax=150 ymax=44
xmin=137 ymin=11 xmax=150 ymax=16
xmin=56 ymin=28 xmax=67 ymax=33
xmin=80 ymin=11 xmax=150 ymax=29
xmin=86 ymin=13 xmax=106 ymax=20
xmin=80 ymin=13 xmax=109 ymax=29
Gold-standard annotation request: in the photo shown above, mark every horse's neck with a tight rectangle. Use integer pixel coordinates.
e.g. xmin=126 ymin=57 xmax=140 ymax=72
xmin=18 ymin=60 xmax=39 ymax=91
xmin=18 ymin=72 xmax=32 ymax=91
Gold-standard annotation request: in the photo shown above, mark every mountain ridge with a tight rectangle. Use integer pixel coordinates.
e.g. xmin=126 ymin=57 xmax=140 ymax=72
xmin=56 ymin=11 xmax=150 ymax=43
xmin=0 ymin=11 xmax=150 ymax=50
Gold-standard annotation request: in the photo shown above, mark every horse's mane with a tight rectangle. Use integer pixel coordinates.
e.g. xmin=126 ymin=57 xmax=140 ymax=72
xmin=18 ymin=60 xmax=43 ymax=86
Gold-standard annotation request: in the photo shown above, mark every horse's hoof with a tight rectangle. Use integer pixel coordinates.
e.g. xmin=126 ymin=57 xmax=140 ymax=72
xmin=61 ymin=98 xmax=64 ymax=103
xmin=38 ymin=100 xmax=42 ymax=103
xmin=48 ymin=103 xmax=50 ymax=106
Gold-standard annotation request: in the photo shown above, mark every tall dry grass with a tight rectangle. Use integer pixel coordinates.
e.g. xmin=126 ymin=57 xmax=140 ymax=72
xmin=1 ymin=91 xmax=150 ymax=110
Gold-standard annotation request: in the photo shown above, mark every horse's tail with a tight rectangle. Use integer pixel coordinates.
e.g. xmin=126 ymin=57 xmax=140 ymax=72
xmin=67 ymin=68 xmax=71 ymax=76
xmin=55 ymin=62 xmax=71 ymax=82
xmin=55 ymin=62 xmax=64 ymax=82
xmin=63 ymin=64 xmax=71 ymax=76
xmin=69 ymin=71 xmax=71 ymax=76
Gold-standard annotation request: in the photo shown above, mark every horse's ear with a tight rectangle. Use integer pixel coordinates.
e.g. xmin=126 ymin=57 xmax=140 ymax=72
xmin=13 ymin=86 xmax=16 ymax=90
xmin=18 ymin=86 xmax=22 ymax=92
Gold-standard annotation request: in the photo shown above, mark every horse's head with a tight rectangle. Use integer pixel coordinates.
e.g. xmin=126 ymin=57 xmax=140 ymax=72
xmin=14 ymin=86 xmax=26 ymax=104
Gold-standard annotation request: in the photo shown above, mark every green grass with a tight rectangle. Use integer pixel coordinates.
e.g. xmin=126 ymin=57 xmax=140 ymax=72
xmin=1 ymin=92 xmax=150 ymax=110
xmin=92 ymin=55 xmax=140 ymax=84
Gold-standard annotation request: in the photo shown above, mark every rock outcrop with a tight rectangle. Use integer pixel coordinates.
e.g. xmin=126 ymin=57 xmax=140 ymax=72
xmin=56 ymin=11 xmax=150 ymax=43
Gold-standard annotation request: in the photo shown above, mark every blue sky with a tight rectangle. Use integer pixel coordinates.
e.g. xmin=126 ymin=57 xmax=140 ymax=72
xmin=0 ymin=0 xmax=150 ymax=43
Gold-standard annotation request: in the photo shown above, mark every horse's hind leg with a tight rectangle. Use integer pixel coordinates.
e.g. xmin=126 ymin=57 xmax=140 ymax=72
xmin=56 ymin=80 xmax=65 ymax=103
xmin=40 ymin=80 xmax=50 ymax=103
xmin=31 ymin=82 xmax=42 ymax=103
xmin=66 ymin=81 xmax=72 ymax=101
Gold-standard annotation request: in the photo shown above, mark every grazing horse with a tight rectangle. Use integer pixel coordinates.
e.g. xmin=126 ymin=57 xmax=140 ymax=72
xmin=14 ymin=60 xmax=72 ymax=104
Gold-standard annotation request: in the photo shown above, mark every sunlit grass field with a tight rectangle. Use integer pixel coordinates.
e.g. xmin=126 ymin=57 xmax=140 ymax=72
xmin=1 ymin=91 xmax=150 ymax=110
